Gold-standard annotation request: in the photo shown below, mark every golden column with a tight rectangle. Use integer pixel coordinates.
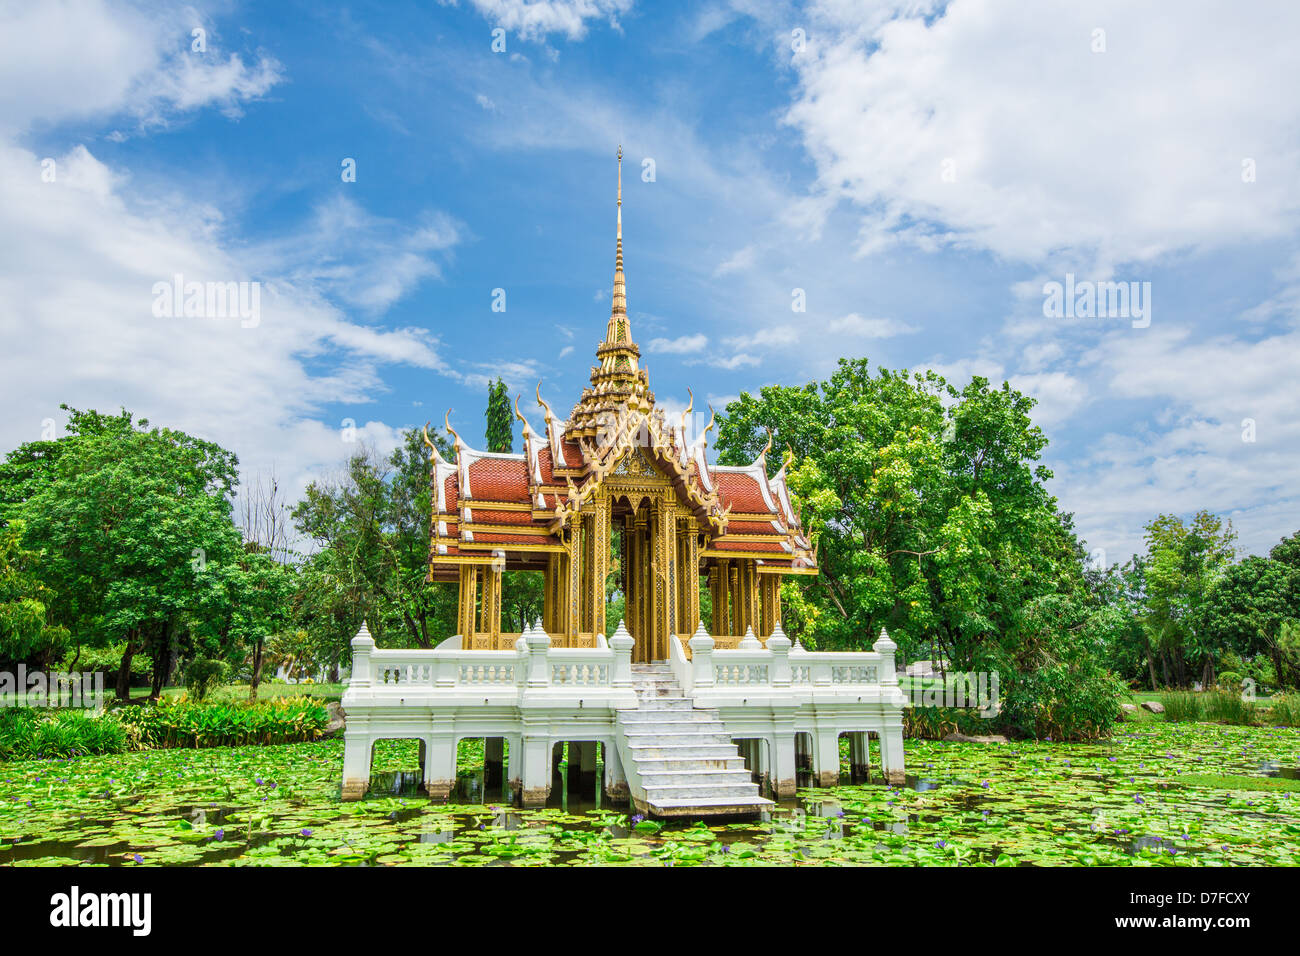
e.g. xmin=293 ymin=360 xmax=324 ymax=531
xmin=652 ymin=495 xmax=674 ymax=661
xmin=458 ymin=565 xmax=478 ymax=642
xmin=592 ymin=495 xmax=610 ymax=642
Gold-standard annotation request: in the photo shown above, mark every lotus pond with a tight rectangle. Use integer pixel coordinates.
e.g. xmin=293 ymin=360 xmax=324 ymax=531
xmin=2 ymin=722 xmax=1298 ymax=866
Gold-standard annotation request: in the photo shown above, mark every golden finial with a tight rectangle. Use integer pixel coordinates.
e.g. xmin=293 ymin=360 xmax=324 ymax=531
xmin=702 ymin=404 xmax=716 ymax=443
xmin=422 ymin=421 xmax=446 ymax=463
xmin=535 ymin=381 xmax=556 ymax=426
xmin=680 ymin=388 xmax=694 ymax=435
xmin=513 ymin=394 xmax=536 ymax=440
xmin=758 ymin=427 xmax=774 ymax=462
xmin=778 ymin=443 xmax=795 ymax=476
xmin=444 ymin=410 xmax=464 ymax=449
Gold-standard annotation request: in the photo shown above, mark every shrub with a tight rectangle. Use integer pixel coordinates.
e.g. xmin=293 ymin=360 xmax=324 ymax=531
xmin=1216 ymin=670 xmax=1243 ymax=690
xmin=112 ymin=696 xmax=328 ymax=749
xmin=183 ymin=657 xmax=229 ymax=702
xmin=997 ymin=653 xmax=1126 ymax=741
xmin=1201 ymin=688 xmax=1257 ymax=725
xmin=1159 ymin=691 xmax=1202 ymax=722
xmin=0 ymin=707 xmax=126 ymax=760
xmin=904 ymin=706 xmax=992 ymax=740
xmin=1265 ymin=694 xmax=1300 ymax=727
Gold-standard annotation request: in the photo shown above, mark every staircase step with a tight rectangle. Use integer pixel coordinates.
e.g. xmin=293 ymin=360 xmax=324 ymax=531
xmin=628 ymin=743 xmax=743 ymax=760
xmin=621 ymin=731 xmax=735 ymax=746
xmin=616 ymin=668 xmax=770 ymax=818
xmin=644 ymin=795 xmax=774 ymax=817
xmin=631 ymin=756 xmax=747 ymax=773
xmin=639 ymin=769 xmax=756 ymax=787
xmin=642 ymin=782 xmax=764 ymax=800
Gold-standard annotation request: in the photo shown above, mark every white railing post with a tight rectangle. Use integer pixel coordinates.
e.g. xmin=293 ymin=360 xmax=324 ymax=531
xmin=349 ymin=621 xmax=374 ymax=690
xmin=768 ymin=621 xmax=792 ymax=688
xmin=610 ymin=620 xmax=634 ymax=688
xmin=738 ymin=625 xmax=760 ymax=649
xmin=688 ymin=620 xmax=715 ymax=689
xmin=526 ymin=623 xmax=552 ymax=688
xmin=874 ymin=627 xmax=898 ymax=686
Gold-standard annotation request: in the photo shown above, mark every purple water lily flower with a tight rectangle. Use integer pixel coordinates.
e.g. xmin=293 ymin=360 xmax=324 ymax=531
xmin=935 ymin=840 xmax=947 ymax=849
xmin=1134 ymin=795 xmax=1144 ymax=804
xmin=630 ymin=814 xmax=645 ymax=824
xmin=133 ymin=854 xmax=143 ymax=863
xmin=255 ymin=777 xmax=263 ymax=785
xmin=300 ymin=828 xmax=312 ymax=837
xmin=213 ymin=829 xmax=224 ymax=841
xmin=981 ymin=780 xmax=990 ymax=789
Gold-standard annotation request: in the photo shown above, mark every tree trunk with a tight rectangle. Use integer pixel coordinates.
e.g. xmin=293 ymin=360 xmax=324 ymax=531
xmin=150 ymin=629 xmax=173 ymax=701
xmin=249 ymin=637 xmax=264 ymax=701
xmin=115 ymin=637 xmax=138 ymax=702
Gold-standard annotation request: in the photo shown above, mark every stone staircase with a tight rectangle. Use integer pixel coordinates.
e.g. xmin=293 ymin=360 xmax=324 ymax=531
xmin=614 ymin=663 xmax=774 ymax=818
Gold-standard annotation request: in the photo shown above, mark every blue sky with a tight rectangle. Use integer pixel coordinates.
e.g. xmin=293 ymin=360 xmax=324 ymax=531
xmin=2 ymin=0 xmax=1298 ymax=563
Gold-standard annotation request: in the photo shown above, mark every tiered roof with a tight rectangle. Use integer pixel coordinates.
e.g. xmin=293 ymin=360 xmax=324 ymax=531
xmin=425 ymin=149 xmax=816 ymax=580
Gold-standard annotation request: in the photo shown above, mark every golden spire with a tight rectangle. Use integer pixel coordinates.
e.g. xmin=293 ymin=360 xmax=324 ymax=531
xmin=571 ymin=147 xmax=653 ymax=442
xmin=596 ymin=146 xmax=638 ymax=378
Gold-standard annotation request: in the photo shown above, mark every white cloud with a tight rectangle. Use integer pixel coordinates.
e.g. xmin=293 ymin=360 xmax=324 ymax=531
xmin=0 ymin=0 xmax=282 ymax=135
xmin=259 ymin=194 xmax=461 ymax=315
xmin=785 ymin=0 xmax=1300 ymax=269
xmin=724 ymin=325 xmax=800 ymax=350
xmin=647 ymin=333 xmax=709 ymax=354
xmin=0 ymin=140 xmax=457 ymax=513
xmin=461 ymin=0 xmax=634 ymax=41
xmin=825 ymin=313 xmax=915 ymax=339
xmin=714 ymin=245 xmax=756 ymax=276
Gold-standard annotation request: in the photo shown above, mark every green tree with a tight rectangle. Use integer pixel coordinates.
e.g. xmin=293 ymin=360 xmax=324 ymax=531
xmin=19 ymin=421 xmax=243 ymax=699
xmin=485 ymin=378 xmax=513 ymax=453
xmin=0 ymin=405 xmax=140 ymax=526
xmin=1204 ymin=555 xmax=1300 ymax=689
xmin=714 ymin=357 xmax=1121 ymax=739
xmin=1141 ymin=511 xmax=1236 ymax=687
xmin=292 ymin=429 xmax=456 ymax=649
xmin=0 ymin=521 xmax=70 ymax=668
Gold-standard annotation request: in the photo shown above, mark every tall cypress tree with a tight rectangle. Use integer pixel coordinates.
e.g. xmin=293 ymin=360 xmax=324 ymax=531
xmin=485 ymin=378 xmax=513 ymax=453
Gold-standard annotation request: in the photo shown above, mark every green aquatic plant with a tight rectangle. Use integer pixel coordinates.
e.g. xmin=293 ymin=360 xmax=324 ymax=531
xmin=0 ymin=722 xmax=1296 ymax=867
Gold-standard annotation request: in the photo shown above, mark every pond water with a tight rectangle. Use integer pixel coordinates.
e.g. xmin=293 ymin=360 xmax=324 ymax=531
xmin=1 ymin=722 xmax=1297 ymax=866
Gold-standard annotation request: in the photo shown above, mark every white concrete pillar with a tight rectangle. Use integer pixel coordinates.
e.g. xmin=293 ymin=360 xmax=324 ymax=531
xmin=770 ymin=731 xmax=797 ymax=800
xmin=341 ymin=730 xmax=372 ymax=801
xmin=689 ymin=622 xmax=715 ymax=689
xmin=603 ymin=741 xmax=629 ymax=801
xmin=874 ymin=627 xmax=898 ymax=685
xmin=348 ymin=621 xmax=374 ymax=688
xmin=768 ymin=626 xmax=792 ymax=687
xmin=525 ymin=627 xmax=552 ymax=687
xmin=610 ymin=623 xmax=634 ymax=687
xmin=506 ymin=733 xmax=522 ymax=791
xmin=879 ymin=718 xmax=906 ymax=785
xmin=422 ymin=733 xmax=457 ymax=800
xmin=519 ymin=734 xmax=552 ymax=807
xmin=814 ymin=728 xmax=841 ymax=788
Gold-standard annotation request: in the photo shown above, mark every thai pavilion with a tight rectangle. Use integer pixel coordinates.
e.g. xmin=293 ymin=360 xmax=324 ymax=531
xmin=340 ymin=150 xmax=908 ymax=817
